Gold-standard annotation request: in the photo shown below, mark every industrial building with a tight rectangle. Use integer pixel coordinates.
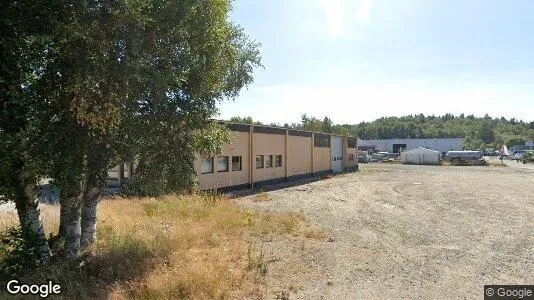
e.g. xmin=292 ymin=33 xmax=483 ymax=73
xmin=195 ymin=123 xmax=359 ymax=191
xmin=359 ymin=138 xmax=463 ymax=154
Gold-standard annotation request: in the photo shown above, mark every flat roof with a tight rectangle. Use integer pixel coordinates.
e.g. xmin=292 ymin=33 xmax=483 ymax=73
xmin=215 ymin=120 xmax=359 ymax=139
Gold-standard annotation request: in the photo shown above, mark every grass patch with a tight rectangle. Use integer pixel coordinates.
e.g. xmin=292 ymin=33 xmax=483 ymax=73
xmin=253 ymin=191 xmax=271 ymax=202
xmin=301 ymin=228 xmax=327 ymax=240
xmin=0 ymin=194 xmax=309 ymax=299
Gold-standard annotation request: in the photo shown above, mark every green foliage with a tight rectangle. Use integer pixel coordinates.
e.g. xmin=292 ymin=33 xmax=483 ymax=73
xmin=299 ymin=114 xmax=325 ymax=132
xmin=231 ymin=113 xmax=533 ymax=151
xmin=193 ymin=122 xmax=235 ymax=157
xmin=229 ymin=116 xmax=263 ymax=125
xmin=120 ymin=0 xmax=261 ymax=195
xmin=2 ymin=0 xmax=261 ymax=198
xmin=0 ymin=227 xmax=47 ymax=279
xmin=506 ymin=137 xmax=526 ymax=148
xmin=1 ymin=0 xmax=261 ymax=264
xmin=346 ymin=114 xmax=534 ymax=150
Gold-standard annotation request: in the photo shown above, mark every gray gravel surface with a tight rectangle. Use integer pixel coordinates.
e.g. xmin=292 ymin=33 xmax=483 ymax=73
xmin=236 ymin=163 xmax=534 ymax=299
xmin=503 ymin=159 xmax=534 ymax=173
xmin=0 ymin=202 xmax=16 ymax=214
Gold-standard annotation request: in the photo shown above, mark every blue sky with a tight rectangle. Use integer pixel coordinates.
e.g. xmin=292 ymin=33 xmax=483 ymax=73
xmin=218 ymin=0 xmax=534 ymax=124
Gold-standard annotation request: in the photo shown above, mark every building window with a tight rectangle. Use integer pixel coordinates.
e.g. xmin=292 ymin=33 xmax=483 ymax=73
xmin=232 ymin=156 xmax=242 ymax=171
xmin=348 ymin=154 xmax=354 ymax=161
xmin=275 ymin=155 xmax=282 ymax=167
xmin=256 ymin=155 xmax=264 ymax=169
xmin=217 ymin=156 xmax=229 ymax=172
xmin=265 ymin=155 xmax=273 ymax=168
xmin=200 ymin=157 xmax=214 ymax=174
xmin=314 ymin=134 xmax=331 ymax=147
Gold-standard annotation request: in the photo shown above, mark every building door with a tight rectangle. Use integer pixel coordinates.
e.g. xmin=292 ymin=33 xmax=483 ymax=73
xmin=331 ymin=137 xmax=343 ymax=173
xmin=393 ymin=143 xmax=407 ymax=154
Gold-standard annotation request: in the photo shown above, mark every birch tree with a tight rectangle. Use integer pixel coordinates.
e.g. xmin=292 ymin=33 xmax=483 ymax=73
xmin=2 ymin=0 xmax=261 ymax=260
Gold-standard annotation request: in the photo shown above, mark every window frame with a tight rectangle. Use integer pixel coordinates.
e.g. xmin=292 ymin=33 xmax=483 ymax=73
xmin=200 ymin=157 xmax=214 ymax=174
xmin=217 ymin=156 xmax=229 ymax=172
xmin=348 ymin=154 xmax=354 ymax=161
xmin=256 ymin=155 xmax=264 ymax=169
xmin=232 ymin=156 xmax=242 ymax=171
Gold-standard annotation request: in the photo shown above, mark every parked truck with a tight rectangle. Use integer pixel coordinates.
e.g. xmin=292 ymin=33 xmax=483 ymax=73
xmin=444 ymin=151 xmax=484 ymax=165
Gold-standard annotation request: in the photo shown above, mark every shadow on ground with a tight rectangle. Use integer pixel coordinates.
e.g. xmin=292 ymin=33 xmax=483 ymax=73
xmin=0 ymin=237 xmax=161 ymax=299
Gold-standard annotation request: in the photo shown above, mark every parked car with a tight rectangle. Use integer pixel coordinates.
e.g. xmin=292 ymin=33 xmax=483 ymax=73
xmin=372 ymin=152 xmax=390 ymax=162
xmin=512 ymin=152 xmax=524 ymax=161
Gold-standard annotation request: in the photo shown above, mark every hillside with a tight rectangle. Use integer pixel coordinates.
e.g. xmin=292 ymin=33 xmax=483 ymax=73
xmin=229 ymin=114 xmax=534 ymax=150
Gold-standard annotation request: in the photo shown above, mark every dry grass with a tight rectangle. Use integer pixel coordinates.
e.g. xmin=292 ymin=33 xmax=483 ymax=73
xmin=358 ymin=166 xmax=391 ymax=174
xmin=0 ymin=194 xmax=309 ymax=299
xmin=253 ymin=191 xmax=271 ymax=202
xmin=0 ymin=204 xmax=59 ymax=236
xmin=301 ymin=228 xmax=327 ymax=240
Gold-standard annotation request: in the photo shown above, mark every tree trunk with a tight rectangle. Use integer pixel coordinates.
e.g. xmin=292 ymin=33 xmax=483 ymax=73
xmin=118 ymin=163 xmax=124 ymax=186
xmin=80 ymin=186 xmax=101 ymax=250
xmin=14 ymin=177 xmax=52 ymax=262
xmin=58 ymin=185 xmax=85 ymax=259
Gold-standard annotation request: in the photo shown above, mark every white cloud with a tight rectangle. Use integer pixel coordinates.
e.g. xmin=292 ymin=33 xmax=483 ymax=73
xmin=321 ymin=0 xmax=344 ymax=38
xmin=355 ymin=0 xmax=375 ymax=24
xmin=320 ymin=0 xmax=375 ymax=38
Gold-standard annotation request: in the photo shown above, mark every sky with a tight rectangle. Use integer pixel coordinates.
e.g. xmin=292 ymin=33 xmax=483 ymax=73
xmin=217 ymin=0 xmax=534 ymax=125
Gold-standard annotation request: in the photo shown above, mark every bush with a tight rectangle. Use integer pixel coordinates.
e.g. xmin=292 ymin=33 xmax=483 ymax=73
xmin=0 ymin=227 xmax=47 ymax=279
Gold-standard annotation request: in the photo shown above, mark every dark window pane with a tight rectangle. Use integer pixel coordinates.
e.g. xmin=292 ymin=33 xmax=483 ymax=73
xmin=265 ymin=155 xmax=273 ymax=168
xmin=232 ymin=156 xmax=242 ymax=171
xmin=275 ymin=155 xmax=282 ymax=167
xmin=256 ymin=155 xmax=264 ymax=169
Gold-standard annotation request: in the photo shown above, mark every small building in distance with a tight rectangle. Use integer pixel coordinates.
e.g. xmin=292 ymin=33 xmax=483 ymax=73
xmin=359 ymin=138 xmax=463 ymax=154
xmin=400 ymin=147 xmax=441 ymax=165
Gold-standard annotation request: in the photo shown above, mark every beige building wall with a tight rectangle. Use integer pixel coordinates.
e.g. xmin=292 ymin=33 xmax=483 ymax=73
xmin=196 ymin=131 xmax=250 ymax=190
xmin=313 ymin=147 xmax=331 ymax=172
xmin=346 ymin=147 xmax=358 ymax=167
xmin=253 ymin=133 xmax=285 ymax=182
xmin=287 ymin=135 xmax=312 ymax=177
xmin=194 ymin=123 xmax=358 ymax=190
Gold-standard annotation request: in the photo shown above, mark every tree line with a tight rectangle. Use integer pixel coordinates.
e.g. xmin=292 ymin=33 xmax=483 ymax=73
xmin=1 ymin=0 xmax=260 ymax=266
xmin=230 ymin=113 xmax=534 ymax=150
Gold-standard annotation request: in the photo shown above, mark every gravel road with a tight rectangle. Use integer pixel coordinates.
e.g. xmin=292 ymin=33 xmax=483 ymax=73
xmin=237 ymin=163 xmax=534 ymax=299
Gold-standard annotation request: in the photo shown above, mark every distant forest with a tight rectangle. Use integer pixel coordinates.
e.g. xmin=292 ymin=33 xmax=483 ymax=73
xmin=229 ymin=114 xmax=534 ymax=150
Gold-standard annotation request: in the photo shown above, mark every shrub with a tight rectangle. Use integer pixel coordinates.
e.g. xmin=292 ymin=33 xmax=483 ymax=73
xmin=0 ymin=227 xmax=47 ymax=279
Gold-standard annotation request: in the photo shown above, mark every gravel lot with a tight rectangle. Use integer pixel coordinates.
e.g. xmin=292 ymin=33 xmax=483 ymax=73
xmin=237 ymin=163 xmax=534 ymax=299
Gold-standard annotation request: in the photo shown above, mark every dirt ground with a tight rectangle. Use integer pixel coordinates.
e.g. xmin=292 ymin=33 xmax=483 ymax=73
xmin=237 ymin=163 xmax=534 ymax=299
